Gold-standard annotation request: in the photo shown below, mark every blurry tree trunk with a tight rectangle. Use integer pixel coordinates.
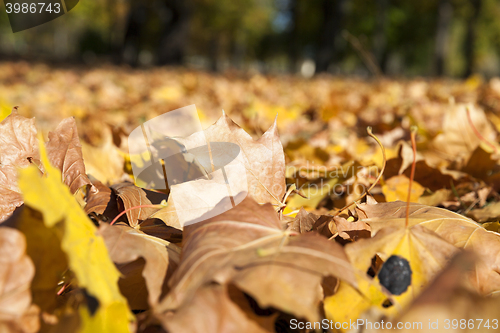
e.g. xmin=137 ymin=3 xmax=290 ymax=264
xmin=288 ymin=0 xmax=299 ymax=73
xmin=122 ymin=2 xmax=148 ymax=66
xmin=463 ymin=0 xmax=482 ymax=77
xmin=156 ymin=0 xmax=191 ymax=65
xmin=316 ymin=0 xmax=346 ymax=73
xmin=373 ymin=0 xmax=388 ymax=73
xmin=209 ymin=36 xmax=220 ymax=72
xmin=434 ymin=0 xmax=453 ymax=76
xmin=231 ymin=32 xmax=246 ymax=70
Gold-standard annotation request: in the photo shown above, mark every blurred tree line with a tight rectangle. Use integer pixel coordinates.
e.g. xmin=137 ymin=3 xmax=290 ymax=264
xmin=1 ymin=0 xmax=500 ymax=77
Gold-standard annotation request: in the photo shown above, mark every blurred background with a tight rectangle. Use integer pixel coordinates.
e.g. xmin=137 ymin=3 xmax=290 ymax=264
xmin=1 ymin=0 xmax=500 ymax=78
xmin=3 ymin=0 xmax=500 ymax=215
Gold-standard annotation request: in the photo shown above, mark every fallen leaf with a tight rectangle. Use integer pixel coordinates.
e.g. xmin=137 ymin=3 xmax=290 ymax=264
xmin=395 ymin=252 xmax=500 ymax=333
xmin=3 ymin=206 xmax=68 ymax=314
xmin=331 ymin=224 xmax=458 ymax=321
xmin=155 ymin=197 xmax=357 ymax=324
xmin=84 ymin=180 xmax=120 ymax=224
xmin=382 ymin=175 xmax=425 ymax=203
xmin=333 ymin=216 xmax=371 ymax=241
xmin=432 ymin=104 xmax=497 ymax=164
xmin=81 ymin=127 xmax=125 ymax=185
xmin=18 ymin=137 xmax=133 ymax=332
xmin=100 ymin=223 xmax=181 ymax=309
xmin=0 ymin=165 xmax=23 ymax=223
xmin=0 ymin=110 xmax=40 ymax=222
xmin=111 ymin=182 xmax=168 ymax=227
xmin=162 ymin=285 xmax=271 ymax=333
xmin=287 ymin=208 xmax=335 ymax=237
xmin=154 ymin=113 xmax=286 ymax=227
xmin=467 ymin=202 xmax=500 ymax=222
xmin=0 ymin=109 xmax=40 ymax=168
xmin=358 ymin=201 xmax=500 ymax=294
xmin=46 ymin=117 xmax=94 ymax=194
xmin=0 ymin=227 xmax=40 ymax=333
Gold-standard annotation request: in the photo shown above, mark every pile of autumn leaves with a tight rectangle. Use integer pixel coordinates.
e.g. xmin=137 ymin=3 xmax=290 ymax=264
xmin=1 ymin=107 xmax=500 ymax=333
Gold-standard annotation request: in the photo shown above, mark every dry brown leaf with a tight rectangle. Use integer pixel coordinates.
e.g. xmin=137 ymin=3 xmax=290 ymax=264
xmin=0 ymin=165 xmax=23 ymax=223
xmin=46 ymin=117 xmax=94 ymax=194
xmin=0 ymin=227 xmax=40 ymax=333
xmin=287 ymin=208 xmax=334 ymax=237
xmin=467 ymin=202 xmax=500 ymax=222
xmin=385 ymin=149 xmax=454 ymax=192
xmin=0 ymin=111 xmax=40 ymax=222
xmin=382 ymin=175 xmax=425 ymax=202
xmin=432 ymin=104 xmax=497 ymax=164
xmin=162 ymin=285 xmax=271 ymax=333
xmin=0 ymin=110 xmax=40 ymax=169
xmin=111 ymin=182 xmax=168 ymax=227
xmin=333 ymin=216 xmax=371 ymax=241
xmin=2 ymin=206 xmax=68 ymax=314
xmin=155 ymin=197 xmax=356 ymax=324
xmin=357 ymin=201 xmax=500 ymax=294
xmin=100 ymin=224 xmax=180 ymax=309
xmin=84 ymin=180 xmax=120 ymax=224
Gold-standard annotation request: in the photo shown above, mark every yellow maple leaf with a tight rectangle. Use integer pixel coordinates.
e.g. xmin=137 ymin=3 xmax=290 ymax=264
xmin=18 ymin=135 xmax=133 ymax=333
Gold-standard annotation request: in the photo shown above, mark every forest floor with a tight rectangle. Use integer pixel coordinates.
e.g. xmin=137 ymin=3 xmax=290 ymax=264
xmin=1 ymin=61 xmax=500 ymax=332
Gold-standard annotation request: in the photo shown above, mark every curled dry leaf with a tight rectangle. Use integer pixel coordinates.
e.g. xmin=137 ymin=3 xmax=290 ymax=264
xmin=163 ymin=285 xmax=270 ymax=333
xmin=46 ymin=117 xmax=94 ymax=194
xmin=333 ymin=216 xmax=371 ymax=241
xmin=154 ymin=197 xmax=356 ymax=326
xmin=100 ymin=223 xmax=181 ymax=310
xmin=0 ymin=110 xmax=40 ymax=222
xmin=0 ymin=227 xmax=40 ymax=333
xmin=357 ymin=201 xmax=500 ymax=295
xmin=287 ymin=208 xmax=334 ymax=237
xmin=432 ymin=104 xmax=497 ymax=164
xmin=384 ymin=142 xmax=454 ymax=192
xmin=0 ymin=165 xmax=23 ymax=223
xmin=3 ymin=206 xmax=68 ymax=314
xmin=0 ymin=112 xmax=95 ymax=222
xmin=0 ymin=110 xmax=40 ymax=168
xmin=84 ymin=180 xmax=120 ymax=223
xmin=111 ymin=182 xmax=168 ymax=227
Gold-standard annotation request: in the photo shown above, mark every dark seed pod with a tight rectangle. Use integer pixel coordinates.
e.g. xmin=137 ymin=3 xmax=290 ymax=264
xmin=377 ymin=255 xmax=412 ymax=295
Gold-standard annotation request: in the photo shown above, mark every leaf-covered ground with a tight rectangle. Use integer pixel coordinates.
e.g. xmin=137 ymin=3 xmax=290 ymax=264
xmin=2 ymin=62 xmax=500 ymax=332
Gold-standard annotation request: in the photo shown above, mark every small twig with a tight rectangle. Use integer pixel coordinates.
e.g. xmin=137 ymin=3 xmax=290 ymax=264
xmin=450 ymin=180 xmax=465 ymax=210
xmin=110 ymin=202 xmax=167 ymax=226
xmin=57 ymin=282 xmax=71 ymax=296
xmin=331 ymin=127 xmax=386 ymax=216
xmin=342 ymin=30 xmax=382 ymax=78
xmin=405 ymin=127 xmax=418 ymax=227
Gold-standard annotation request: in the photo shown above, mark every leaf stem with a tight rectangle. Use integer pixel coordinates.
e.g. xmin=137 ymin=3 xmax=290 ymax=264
xmin=405 ymin=127 xmax=418 ymax=227
xmin=110 ymin=203 xmax=166 ymax=226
